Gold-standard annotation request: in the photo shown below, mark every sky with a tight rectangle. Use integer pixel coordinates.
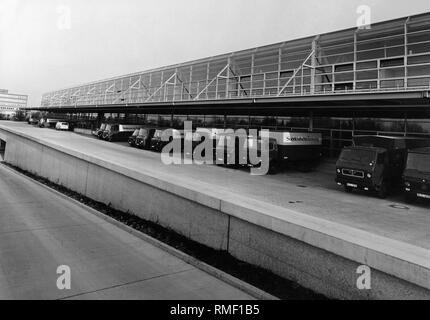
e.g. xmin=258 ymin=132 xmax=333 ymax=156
xmin=1 ymin=0 xmax=430 ymax=107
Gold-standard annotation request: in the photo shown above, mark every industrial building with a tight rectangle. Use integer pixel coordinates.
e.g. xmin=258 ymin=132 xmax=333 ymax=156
xmin=39 ymin=12 xmax=430 ymax=156
xmin=0 ymin=89 xmax=28 ymax=120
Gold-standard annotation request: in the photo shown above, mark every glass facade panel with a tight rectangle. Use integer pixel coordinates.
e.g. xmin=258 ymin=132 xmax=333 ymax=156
xmin=380 ymin=79 xmax=404 ymax=88
xmin=356 ymin=70 xmax=378 ymax=81
xmin=407 ymin=77 xmax=430 ymax=87
xmin=408 ymin=31 xmax=430 ymax=44
xmin=334 ymin=64 xmax=353 ymax=72
xmin=356 ymin=61 xmax=378 ymax=70
xmin=334 ymin=83 xmax=353 ymax=91
xmin=315 ymin=84 xmax=333 ymax=92
xmin=407 ymin=120 xmax=430 ymax=134
xmin=380 ymin=67 xmax=405 ymax=79
xmin=408 ymin=65 xmax=430 ymax=77
xmin=334 ymin=72 xmax=354 ymax=82
xmin=380 ymin=57 xmax=404 ymax=68
xmin=357 ymin=49 xmax=385 ymax=61
xmin=408 ymin=54 xmax=430 ymax=65
xmin=356 ymin=81 xmax=377 ymax=89
xmin=408 ymin=42 xmax=430 ymax=55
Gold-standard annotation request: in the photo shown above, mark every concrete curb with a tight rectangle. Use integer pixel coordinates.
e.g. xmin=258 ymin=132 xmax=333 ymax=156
xmin=1 ymin=163 xmax=278 ymax=301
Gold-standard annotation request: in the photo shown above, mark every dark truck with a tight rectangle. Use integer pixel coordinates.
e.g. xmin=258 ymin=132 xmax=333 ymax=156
xmin=336 ymin=135 xmax=430 ymax=198
xmin=214 ymin=131 xmax=314 ymax=174
xmin=128 ymin=129 xmax=140 ymax=147
xmin=268 ymin=131 xmax=323 ymax=172
xmin=135 ymin=128 xmax=157 ymax=150
xmin=403 ymin=147 xmax=430 ymax=202
xmin=214 ymin=134 xmax=292 ymax=174
xmin=94 ymin=123 xmax=107 ymax=139
xmin=149 ymin=129 xmax=183 ymax=153
xmin=102 ymin=124 xmax=141 ymax=142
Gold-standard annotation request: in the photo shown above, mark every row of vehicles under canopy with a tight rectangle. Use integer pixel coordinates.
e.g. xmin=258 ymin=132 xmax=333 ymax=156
xmin=93 ymin=123 xmax=430 ymax=202
xmin=93 ymin=123 xmax=323 ymax=174
xmin=29 ymin=118 xmax=72 ymax=130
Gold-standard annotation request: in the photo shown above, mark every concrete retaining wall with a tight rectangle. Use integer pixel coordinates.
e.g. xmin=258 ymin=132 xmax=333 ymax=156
xmin=1 ymin=126 xmax=429 ymax=300
xmin=73 ymin=128 xmax=93 ymax=135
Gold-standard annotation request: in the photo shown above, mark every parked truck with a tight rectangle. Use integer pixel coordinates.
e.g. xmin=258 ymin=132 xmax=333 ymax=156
xmin=102 ymin=124 xmax=142 ymax=142
xmin=403 ymin=147 xmax=430 ymax=202
xmin=214 ymin=133 xmax=279 ymax=174
xmin=267 ymin=131 xmax=323 ymax=172
xmin=93 ymin=123 xmax=107 ymax=138
xmin=128 ymin=129 xmax=140 ymax=147
xmin=39 ymin=118 xmax=61 ymax=128
xmin=135 ymin=128 xmax=157 ymax=150
xmin=336 ymin=135 xmax=430 ymax=198
xmin=213 ymin=131 xmax=321 ymax=174
xmin=149 ymin=129 xmax=183 ymax=153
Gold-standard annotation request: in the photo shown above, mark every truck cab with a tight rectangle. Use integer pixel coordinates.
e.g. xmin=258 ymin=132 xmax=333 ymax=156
xmin=135 ymin=128 xmax=156 ymax=150
xmin=403 ymin=147 xmax=430 ymax=202
xmin=336 ymin=135 xmax=430 ymax=198
xmin=149 ymin=129 xmax=183 ymax=153
xmin=102 ymin=124 xmax=141 ymax=142
xmin=94 ymin=123 xmax=107 ymax=138
xmin=149 ymin=130 xmax=164 ymax=152
xmin=128 ymin=129 xmax=140 ymax=147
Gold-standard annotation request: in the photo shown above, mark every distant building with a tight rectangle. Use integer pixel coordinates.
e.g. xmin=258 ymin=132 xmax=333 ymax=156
xmin=0 ymin=89 xmax=28 ymax=119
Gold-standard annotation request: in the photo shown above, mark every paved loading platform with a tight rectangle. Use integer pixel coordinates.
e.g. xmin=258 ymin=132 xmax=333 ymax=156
xmin=1 ymin=121 xmax=429 ymax=299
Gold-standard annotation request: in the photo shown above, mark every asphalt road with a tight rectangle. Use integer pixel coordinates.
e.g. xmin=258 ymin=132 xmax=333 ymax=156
xmin=0 ymin=164 xmax=254 ymax=300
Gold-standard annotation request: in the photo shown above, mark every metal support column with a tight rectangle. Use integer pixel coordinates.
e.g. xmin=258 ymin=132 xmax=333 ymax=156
xmin=310 ymin=38 xmax=318 ymax=94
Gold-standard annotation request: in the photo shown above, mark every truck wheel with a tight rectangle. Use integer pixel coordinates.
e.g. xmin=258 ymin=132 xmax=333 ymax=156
xmin=377 ymin=183 xmax=388 ymax=199
xmin=268 ymin=161 xmax=278 ymax=175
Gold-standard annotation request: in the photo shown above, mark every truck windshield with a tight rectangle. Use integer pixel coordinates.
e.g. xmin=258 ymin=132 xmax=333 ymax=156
xmin=138 ymin=129 xmax=148 ymax=136
xmin=132 ymin=130 xmax=139 ymax=136
xmin=339 ymin=149 xmax=376 ymax=164
xmin=406 ymin=153 xmax=430 ymax=173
